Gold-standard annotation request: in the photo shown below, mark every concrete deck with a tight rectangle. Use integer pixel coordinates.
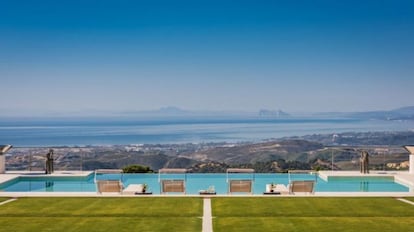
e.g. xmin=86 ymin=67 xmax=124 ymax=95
xmin=394 ymin=173 xmax=414 ymax=190
xmin=4 ymin=170 xmax=93 ymax=177
xmin=318 ymin=170 xmax=403 ymax=181
xmin=0 ymin=174 xmax=20 ymax=184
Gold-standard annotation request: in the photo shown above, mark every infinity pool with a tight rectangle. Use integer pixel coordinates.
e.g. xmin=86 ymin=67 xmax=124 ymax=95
xmin=0 ymin=173 xmax=409 ymax=193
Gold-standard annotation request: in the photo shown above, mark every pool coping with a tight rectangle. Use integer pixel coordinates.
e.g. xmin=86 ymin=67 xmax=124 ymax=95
xmin=1 ymin=170 xmax=414 ymax=197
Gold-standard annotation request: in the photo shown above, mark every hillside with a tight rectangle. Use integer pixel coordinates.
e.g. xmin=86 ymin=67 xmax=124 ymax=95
xmin=6 ymin=131 xmax=414 ymax=172
xmin=179 ymin=140 xmax=323 ymax=164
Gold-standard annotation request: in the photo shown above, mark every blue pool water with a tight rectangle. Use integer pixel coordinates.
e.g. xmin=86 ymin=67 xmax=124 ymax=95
xmin=0 ymin=173 xmax=409 ymax=193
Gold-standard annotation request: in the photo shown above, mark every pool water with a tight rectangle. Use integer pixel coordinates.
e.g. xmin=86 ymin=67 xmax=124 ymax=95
xmin=0 ymin=176 xmax=96 ymax=192
xmin=0 ymin=173 xmax=409 ymax=193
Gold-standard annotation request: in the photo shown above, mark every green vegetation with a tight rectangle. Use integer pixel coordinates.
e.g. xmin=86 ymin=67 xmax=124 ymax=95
xmin=10 ymin=131 xmax=414 ymax=172
xmin=122 ymin=164 xmax=153 ymax=173
xmin=191 ymin=159 xmax=313 ymax=173
xmin=1 ymin=197 xmax=414 ymax=232
xmin=0 ymin=198 xmax=202 ymax=232
xmin=212 ymin=198 xmax=414 ymax=232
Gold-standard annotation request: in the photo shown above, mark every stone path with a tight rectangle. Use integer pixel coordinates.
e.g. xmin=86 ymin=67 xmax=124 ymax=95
xmin=0 ymin=198 xmax=17 ymax=206
xmin=202 ymin=198 xmax=213 ymax=232
xmin=396 ymin=198 xmax=414 ymax=206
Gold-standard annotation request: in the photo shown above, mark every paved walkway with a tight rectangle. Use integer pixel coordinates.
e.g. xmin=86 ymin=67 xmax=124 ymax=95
xmin=397 ymin=198 xmax=414 ymax=206
xmin=0 ymin=198 xmax=17 ymax=206
xmin=202 ymin=198 xmax=213 ymax=232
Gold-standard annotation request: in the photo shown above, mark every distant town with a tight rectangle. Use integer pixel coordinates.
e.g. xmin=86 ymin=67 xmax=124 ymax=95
xmin=6 ymin=131 xmax=414 ymax=173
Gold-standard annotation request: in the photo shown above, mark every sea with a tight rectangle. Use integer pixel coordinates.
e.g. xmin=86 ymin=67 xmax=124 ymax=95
xmin=1 ymin=117 xmax=414 ymax=147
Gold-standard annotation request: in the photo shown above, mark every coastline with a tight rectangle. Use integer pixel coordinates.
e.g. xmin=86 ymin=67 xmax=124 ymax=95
xmin=1 ymin=117 xmax=413 ymax=147
xmin=4 ymin=130 xmax=414 ymax=173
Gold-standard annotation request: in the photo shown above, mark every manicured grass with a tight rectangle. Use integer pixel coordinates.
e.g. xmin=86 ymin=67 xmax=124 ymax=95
xmin=0 ymin=198 xmax=202 ymax=232
xmin=214 ymin=217 xmax=414 ymax=232
xmin=212 ymin=198 xmax=414 ymax=232
xmin=0 ymin=217 xmax=200 ymax=232
xmin=405 ymin=198 xmax=414 ymax=202
xmin=2 ymin=197 xmax=414 ymax=232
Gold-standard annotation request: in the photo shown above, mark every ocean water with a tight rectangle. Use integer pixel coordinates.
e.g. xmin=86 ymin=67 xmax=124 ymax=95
xmin=0 ymin=117 xmax=413 ymax=147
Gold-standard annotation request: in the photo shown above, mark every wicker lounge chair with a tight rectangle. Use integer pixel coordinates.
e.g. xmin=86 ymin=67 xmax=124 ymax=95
xmin=289 ymin=180 xmax=315 ymax=194
xmin=158 ymin=168 xmax=187 ymax=194
xmin=229 ymin=180 xmax=253 ymax=194
xmin=226 ymin=168 xmax=255 ymax=195
xmin=94 ymin=169 xmax=124 ymax=194
xmin=161 ymin=179 xmax=186 ymax=194
xmin=96 ymin=180 xmax=123 ymax=194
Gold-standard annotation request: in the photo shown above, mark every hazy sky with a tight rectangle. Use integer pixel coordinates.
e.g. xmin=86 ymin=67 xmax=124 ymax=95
xmin=1 ymin=0 xmax=413 ymax=116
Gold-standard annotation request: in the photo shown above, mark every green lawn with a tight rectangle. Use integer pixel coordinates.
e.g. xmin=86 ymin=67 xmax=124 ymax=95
xmin=405 ymin=198 xmax=414 ymax=202
xmin=0 ymin=198 xmax=202 ymax=232
xmin=212 ymin=198 xmax=414 ymax=232
xmin=2 ymin=197 xmax=414 ymax=232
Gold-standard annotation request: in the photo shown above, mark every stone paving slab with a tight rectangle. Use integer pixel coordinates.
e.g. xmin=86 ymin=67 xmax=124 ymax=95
xmin=202 ymin=198 xmax=213 ymax=232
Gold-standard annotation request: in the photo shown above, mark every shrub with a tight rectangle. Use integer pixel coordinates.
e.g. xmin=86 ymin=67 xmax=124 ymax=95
xmin=122 ymin=164 xmax=153 ymax=173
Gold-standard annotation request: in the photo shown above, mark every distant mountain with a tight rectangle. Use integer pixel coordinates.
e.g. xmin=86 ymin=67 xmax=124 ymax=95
xmin=349 ymin=106 xmax=414 ymax=120
xmin=3 ymin=105 xmax=413 ymax=120
xmin=121 ymin=107 xmax=256 ymax=118
xmin=259 ymin=109 xmax=291 ymax=118
xmin=308 ymin=106 xmax=414 ymax=121
xmin=392 ymin=106 xmax=414 ymax=118
xmin=181 ymin=140 xmax=324 ymax=164
xmin=120 ymin=106 xmax=193 ymax=117
xmin=157 ymin=106 xmax=190 ymax=115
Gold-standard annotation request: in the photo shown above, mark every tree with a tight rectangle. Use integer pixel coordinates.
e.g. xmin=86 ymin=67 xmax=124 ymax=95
xmin=122 ymin=164 xmax=153 ymax=173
